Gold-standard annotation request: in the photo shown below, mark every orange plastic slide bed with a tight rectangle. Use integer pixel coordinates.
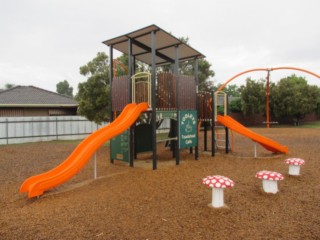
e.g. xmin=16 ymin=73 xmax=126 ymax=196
xmin=20 ymin=102 xmax=148 ymax=198
xmin=217 ymin=115 xmax=288 ymax=154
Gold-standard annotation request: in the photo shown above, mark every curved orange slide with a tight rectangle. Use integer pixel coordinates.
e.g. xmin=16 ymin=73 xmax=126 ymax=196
xmin=217 ymin=115 xmax=288 ymax=154
xmin=20 ymin=102 xmax=148 ymax=198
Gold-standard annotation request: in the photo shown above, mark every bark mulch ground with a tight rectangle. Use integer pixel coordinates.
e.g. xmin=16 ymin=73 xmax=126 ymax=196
xmin=0 ymin=127 xmax=319 ymax=239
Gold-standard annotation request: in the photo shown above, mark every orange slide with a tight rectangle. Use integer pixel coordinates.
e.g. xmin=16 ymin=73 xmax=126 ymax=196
xmin=217 ymin=115 xmax=288 ymax=154
xmin=20 ymin=102 xmax=148 ymax=198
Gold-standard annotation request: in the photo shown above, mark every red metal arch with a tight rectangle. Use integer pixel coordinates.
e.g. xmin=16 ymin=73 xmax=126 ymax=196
xmin=217 ymin=66 xmax=320 ymax=128
xmin=217 ymin=66 xmax=320 ymax=92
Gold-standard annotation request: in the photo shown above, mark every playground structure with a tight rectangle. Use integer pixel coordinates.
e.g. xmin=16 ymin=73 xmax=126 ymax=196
xmin=104 ymin=24 xmax=205 ymax=170
xmin=20 ymin=25 xmax=290 ymax=198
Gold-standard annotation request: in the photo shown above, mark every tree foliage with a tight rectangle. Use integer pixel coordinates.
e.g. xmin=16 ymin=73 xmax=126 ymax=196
xmin=270 ymin=74 xmax=320 ymax=125
xmin=5 ymin=83 xmax=15 ymax=89
xmin=238 ymin=74 xmax=320 ymax=125
xmin=75 ymin=52 xmax=110 ymax=124
xmin=229 ymin=98 xmax=242 ymax=113
xmin=56 ymin=80 xmax=73 ymax=97
xmin=178 ymin=37 xmax=215 ymax=91
xmin=240 ymin=78 xmax=266 ymax=115
xmin=115 ymin=54 xmax=147 ymax=76
xmin=224 ymin=84 xmax=241 ymax=97
xmin=158 ymin=36 xmax=215 ymax=91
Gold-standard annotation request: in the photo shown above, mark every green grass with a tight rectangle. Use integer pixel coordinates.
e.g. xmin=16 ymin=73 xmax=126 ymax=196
xmin=298 ymin=121 xmax=320 ymax=128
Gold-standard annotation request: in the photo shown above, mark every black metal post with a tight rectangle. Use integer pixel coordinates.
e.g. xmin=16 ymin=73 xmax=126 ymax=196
xmin=133 ymin=56 xmax=136 ymax=75
xmin=109 ymin=46 xmax=114 ymax=164
xmin=174 ymin=45 xmax=180 ymax=165
xmin=151 ymin=31 xmax=157 ymax=170
xmin=132 ymin=56 xmax=137 ymax=162
xmin=128 ymin=38 xmax=133 ymax=101
xmin=128 ymin=39 xmax=135 ymax=167
xmin=225 ymin=126 xmax=229 ymax=154
xmin=194 ymin=58 xmax=199 ymax=160
xmin=204 ymin=121 xmax=207 ymax=151
xmin=109 ymin=46 xmax=114 ymax=121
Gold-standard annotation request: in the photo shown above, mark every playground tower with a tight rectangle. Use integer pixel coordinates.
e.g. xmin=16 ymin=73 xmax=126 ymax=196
xmin=103 ymin=25 xmax=205 ymax=169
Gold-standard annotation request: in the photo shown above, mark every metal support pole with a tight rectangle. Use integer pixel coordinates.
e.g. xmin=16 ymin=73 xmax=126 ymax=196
xmin=109 ymin=46 xmax=114 ymax=121
xmin=254 ymin=142 xmax=257 ymax=158
xmin=225 ymin=127 xmax=229 ymax=154
xmin=151 ymin=31 xmax=157 ymax=170
xmin=225 ymin=93 xmax=229 ymax=154
xmin=174 ymin=45 xmax=180 ymax=165
xmin=6 ymin=118 xmax=9 ymax=145
xmin=203 ymin=93 xmax=208 ymax=152
xmin=133 ymin=56 xmax=136 ymax=75
xmin=94 ymin=152 xmax=97 ymax=179
xmin=266 ymin=70 xmax=270 ymax=128
xmin=128 ymin=38 xmax=134 ymax=167
xmin=204 ymin=121 xmax=207 ymax=151
xmin=109 ymin=46 xmax=114 ymax=164
xmin=212 ymin=91 xmax=215 ymax=156
xmin=194 ymin=58 xmax=199 ymax=160
xmin=56 ymin=117 xmax=58 ymax=141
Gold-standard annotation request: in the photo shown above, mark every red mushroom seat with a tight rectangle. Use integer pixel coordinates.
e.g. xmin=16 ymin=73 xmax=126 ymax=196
xmin=285 ymin=158 xmax=305 ymax=166
xmin=285 ymin=158 xmax=305 ymax=175
xmin=255 ymin=170 xmax=284 ymax=181
xmin=202 ymin=175 xmax=234 ymax=188
xmin=255 ymin=170 xmax=284 ymax=194
xmin=202 ymin=175 xmax=234 ymax=208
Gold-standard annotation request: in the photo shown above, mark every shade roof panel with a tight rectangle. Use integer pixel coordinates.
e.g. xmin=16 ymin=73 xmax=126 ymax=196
xmin=103 ymin=24 xmax=205 ymax=65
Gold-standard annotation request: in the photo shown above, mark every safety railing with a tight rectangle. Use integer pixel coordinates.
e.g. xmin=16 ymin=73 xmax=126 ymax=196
xmin=132 ymin=72 xmax=151 ymax=108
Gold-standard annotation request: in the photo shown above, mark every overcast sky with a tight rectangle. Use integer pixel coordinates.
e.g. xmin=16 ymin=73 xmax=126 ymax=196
xmin=1 ymin=0 xmax=319 ymax=93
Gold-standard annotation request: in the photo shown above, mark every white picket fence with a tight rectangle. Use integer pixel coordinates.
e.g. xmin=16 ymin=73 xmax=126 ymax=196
xmin=0 ymin=116 xmax=107 ymax=145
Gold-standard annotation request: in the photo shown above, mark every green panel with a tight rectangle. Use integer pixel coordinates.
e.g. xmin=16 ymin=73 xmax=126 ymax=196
xmin=135 ymin=124 xmax=153 ymax=153
xmin=179 ymin=110 xmax=198 ymax=149
xmin=156 ymin=110 xmax=177 ymax=120
xmin=110 ymin=130 xmax=129 ymax=162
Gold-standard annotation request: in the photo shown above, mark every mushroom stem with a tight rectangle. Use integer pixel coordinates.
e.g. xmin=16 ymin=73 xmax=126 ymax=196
xmin=212 ymin=188 xmax=224 ymax=208
xmin=262 ymin=180 xmax=278 ymax=194
xmin=288 ymin=165 xmax=301 ymax=176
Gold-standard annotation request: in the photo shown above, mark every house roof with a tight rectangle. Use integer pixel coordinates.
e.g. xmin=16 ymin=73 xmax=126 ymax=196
xmin=103 ymin=24 xmax=205 ymax=66
xmin=0 ymin=86 xmax=78 ymax=107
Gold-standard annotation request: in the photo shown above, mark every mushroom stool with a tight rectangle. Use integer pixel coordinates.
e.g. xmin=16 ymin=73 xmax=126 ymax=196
xmin=202 ymin=175 xmax=234 ymax=208
xmin=285 ymin=158 xmax=305 ymax=176
xmin=255 ymin=170 xmax=284 ymax=194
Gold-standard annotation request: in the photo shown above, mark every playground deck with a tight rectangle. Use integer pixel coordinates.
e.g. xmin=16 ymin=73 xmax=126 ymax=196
xmin=1 ymin=128 xmax=320 ymax=239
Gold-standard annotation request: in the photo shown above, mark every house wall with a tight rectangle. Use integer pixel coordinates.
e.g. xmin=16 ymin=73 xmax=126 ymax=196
xmin=0 ymin=108 xmax=24 ymax=117
xmin=24 ymin=108 xmax=49 ymax=116
xmin=0 ymin=107 xmax=77 ymax=117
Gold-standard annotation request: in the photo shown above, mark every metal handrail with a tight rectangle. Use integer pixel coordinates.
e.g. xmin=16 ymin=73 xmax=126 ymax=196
xmin=131 ymin=72 xmax=152 ymax=107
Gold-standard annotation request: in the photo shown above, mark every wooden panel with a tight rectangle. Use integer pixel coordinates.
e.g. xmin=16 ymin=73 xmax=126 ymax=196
xmin=198 ymin=91 xmax=212 ymax=120
xmin=112 ymin=75 xmax=130 ymax=111
xmin=178 ymin=75 xmax=196 ymax=110
xmin=156 ymin=72 xmax=176 ymax=110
